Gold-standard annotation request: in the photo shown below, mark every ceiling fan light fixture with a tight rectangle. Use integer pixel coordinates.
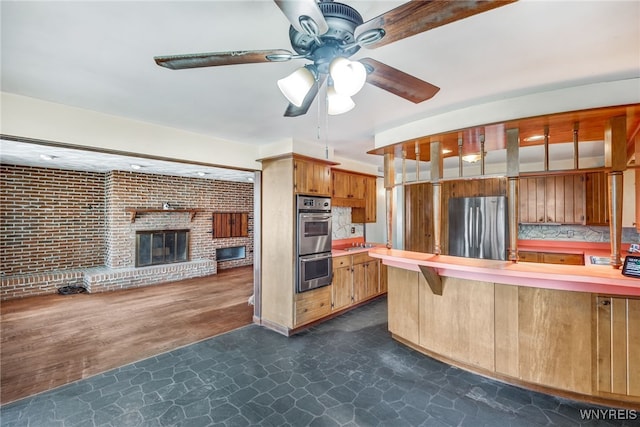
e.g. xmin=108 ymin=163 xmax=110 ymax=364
xmin=277 ymin=65 xmax=317 ymax=107
xmin=327 ymin=86 xmax=355 ymax=115
xmin=462 ymin=153 xmax=482 ymax=163
xmin=329 ymin=57 xmax=367 ymax=97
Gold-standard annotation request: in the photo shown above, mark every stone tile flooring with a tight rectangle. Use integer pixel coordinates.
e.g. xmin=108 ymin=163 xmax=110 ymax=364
xmin=1 ymin=297 xmax=633 ymax=426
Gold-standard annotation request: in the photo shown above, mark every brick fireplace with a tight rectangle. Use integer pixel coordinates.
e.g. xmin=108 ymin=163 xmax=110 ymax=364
xmin=0 ymin=165 xmax=254 ymax=300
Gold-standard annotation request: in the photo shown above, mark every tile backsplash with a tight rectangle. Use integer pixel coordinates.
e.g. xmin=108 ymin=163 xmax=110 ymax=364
xmin=332 ymin=207 xmax=364 ymax=239
xmin=519 ymin=224 xmax=639 ymax=243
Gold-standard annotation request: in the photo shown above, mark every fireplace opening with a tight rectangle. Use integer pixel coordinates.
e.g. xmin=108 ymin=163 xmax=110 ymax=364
xmin=217 ymin=246 xmax=246 ymax=262
xmin=136 ymin=230 xmax=189 ymax=267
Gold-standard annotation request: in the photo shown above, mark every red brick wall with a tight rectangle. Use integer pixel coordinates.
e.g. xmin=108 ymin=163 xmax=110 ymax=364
xmin=0 ymin=165 xmax=106 ymax=275
xmin=105 ymin=171 xmax=254 ymax=269
xmin=1 ymin=165 xmax=254 ymax=299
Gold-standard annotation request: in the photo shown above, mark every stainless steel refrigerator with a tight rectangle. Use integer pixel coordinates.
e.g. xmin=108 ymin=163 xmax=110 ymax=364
xmin=448 ymin=196 xmax=508 ymax=261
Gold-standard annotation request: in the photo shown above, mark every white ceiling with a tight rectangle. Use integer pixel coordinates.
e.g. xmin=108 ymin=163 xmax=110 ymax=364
xmin=1 ymin=0 xmax=639 ymax=176
xmin=0 ymin=138 xmax=255 ymax=182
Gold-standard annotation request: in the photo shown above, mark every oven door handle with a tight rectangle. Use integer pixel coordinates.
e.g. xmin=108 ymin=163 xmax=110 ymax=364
xmin=299 ymin=214 xmax=332 ymax=221
xmin=300 ymin=254 xmax=333 ymax=262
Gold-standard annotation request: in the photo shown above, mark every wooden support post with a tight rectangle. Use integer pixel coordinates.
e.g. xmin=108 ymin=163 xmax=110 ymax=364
xmin=458 ymin=137 xmax=463 ymax=177
xmin=415 ymin=141 xmax=421 ymax=182
xmin=544 ymin=125 xmax=550 ymax=171
xmin=636 ymin=133 xmax=640 ymax=233
xmin=480 ymin=134 xmax=486 ymax=176
xmin=384 ymin=153 xmax=395 ymax=249
xmin=431 ymin=141 xmax=443 ymax=255
xmin=573 ymin=122 xmax=579 ymax=170
xmin=605 ymin=116 xmax=626 ymax=268
xmin=506 ymin=128 xmax=520 ymax=262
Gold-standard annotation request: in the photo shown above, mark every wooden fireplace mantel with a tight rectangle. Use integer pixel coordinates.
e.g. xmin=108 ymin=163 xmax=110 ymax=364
xmin=124 ymin=208 xmax=202 ymax=223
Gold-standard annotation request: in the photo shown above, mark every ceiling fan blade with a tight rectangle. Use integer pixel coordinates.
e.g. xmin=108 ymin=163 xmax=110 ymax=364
xmin=360 ymin=58 xmax=440 ymax=104
xmin=355 ymin=0 xmax=517 ymax=49
xmin=274 ymin=0 xmax=329 ymax=36
xmin=284 ymin=75 xmax=327 ymax=117
xmin=154 ymin=49 xmax=293 ymax=70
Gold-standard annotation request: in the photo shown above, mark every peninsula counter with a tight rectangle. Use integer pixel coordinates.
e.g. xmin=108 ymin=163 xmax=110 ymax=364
xmin=368 ymin=248 xmax=640 ymax=409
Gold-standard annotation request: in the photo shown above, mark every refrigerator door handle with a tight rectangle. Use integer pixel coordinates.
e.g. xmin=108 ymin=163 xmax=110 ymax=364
xmin=469 ymin=206 xmax=474 ymax=250
xmin=475 ymin=206 xmax=482 ymax=249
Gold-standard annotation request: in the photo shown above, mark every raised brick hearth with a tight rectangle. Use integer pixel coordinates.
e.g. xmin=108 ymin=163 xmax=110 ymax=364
xmin=0 ymin=165 xmax=253 ymax=300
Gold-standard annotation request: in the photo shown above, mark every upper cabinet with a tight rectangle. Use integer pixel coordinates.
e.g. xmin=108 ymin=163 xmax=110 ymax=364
xmin=212 ymin=212 xmax=249 ymax=238
xmin=332 ymin=170 xmax=366 ymax=206
xmin=332 ymin=169 xmax=378 ymax=223
xmin=519 ymin=175 xmax=585 ymax=225
xmin=519 ymin=171 xmax=610 ymax=226
xmin=585 ymin=171 xmax=609 ymax=226
xmin=351 ymin=176 xmax=377 ymax=223
xmin=294 ymin=157 xmax=332 ymax=196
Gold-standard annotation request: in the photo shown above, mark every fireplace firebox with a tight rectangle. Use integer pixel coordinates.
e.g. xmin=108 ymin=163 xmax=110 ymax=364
xmin=136 ymin=230 xmax=189 ymax=267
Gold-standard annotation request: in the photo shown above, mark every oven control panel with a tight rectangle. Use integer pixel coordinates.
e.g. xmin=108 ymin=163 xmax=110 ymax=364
xmin=297 ymin=196 xmax=331 ymax=212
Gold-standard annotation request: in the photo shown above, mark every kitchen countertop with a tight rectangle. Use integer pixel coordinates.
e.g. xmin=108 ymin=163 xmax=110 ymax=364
xmin=368 ymin=247 xmax=640 ymax=297
xmin=331 ymin=238 xmax=386 ymax=257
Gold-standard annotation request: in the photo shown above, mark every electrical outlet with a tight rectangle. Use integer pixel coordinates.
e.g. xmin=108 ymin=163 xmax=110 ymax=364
xmin=351 ymin=227 xmax=355 ymax=234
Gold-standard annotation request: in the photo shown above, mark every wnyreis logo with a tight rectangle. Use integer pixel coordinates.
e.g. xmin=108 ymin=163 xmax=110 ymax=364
xmin=579 ymin=409 xmax=637 ymax=421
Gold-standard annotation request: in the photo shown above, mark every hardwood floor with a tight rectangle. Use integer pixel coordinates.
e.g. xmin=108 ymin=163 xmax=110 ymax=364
xmin=0 ymin=266 xmax=254 ymax=405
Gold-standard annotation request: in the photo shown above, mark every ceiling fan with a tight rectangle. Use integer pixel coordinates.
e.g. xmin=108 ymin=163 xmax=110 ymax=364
xmin=154 ymin=0 xmax=516 ymax=117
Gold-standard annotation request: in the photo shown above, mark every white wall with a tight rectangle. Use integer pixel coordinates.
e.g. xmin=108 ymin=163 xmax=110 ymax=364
xmin=374 ymin=79 xmax=640 ymax=149
xmin=1 ymin=92 xmax=261 ymax=171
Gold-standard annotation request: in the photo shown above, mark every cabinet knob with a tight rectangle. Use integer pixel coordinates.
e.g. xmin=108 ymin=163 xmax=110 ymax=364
xmin=600 ymin=300 xmax=611 ymax=306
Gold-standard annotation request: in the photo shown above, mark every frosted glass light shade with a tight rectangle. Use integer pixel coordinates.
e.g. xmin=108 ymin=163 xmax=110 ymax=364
xmin=327 ymin=86 xmax=355 ymax=115
xmin=277 ymin=66 xmax=315 ymax=107
xmin=462 ymin=153 xmax=482 ymax=163
xmin=329 ymin=57 xmax=367 ymax=97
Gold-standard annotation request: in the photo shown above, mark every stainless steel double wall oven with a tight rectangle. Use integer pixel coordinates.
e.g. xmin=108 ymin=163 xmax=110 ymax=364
xmin=296 ymin=195 xmax=332 ymax=293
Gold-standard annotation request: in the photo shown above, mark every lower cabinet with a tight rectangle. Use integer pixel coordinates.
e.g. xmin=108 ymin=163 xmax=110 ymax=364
xmin=596 ymin=295 xmax=640 ymax=397
xmin=294 ymin=285 xmax=331 ymax=327
xmin=518 ymin=251 xmax=584 ymax=265
xmin=332 ymin=258 xmax=353 ymax=312
xmin=294 ymin=253 xmax=385 ymax=328
xmin=332 ymin=253 xmax=383 ymax=312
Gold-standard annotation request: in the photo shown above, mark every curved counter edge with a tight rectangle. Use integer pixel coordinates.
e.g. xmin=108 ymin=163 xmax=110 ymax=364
xmin=368 ymin=248 xmax=640 ymax=297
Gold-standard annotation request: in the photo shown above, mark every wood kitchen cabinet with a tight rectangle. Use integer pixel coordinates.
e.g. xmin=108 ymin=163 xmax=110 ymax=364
xmin=332 ymin=169 xmax=366 ymax=201
xmin=332 ymin=255 xmax=353 ymax=311
xmin=519 ymin=175 xmax=585 ymax=224
xmin=353 ymin=252 xmax=379 ymax=303
xmin=261 ymin=154 xmax=338 ymax=334
xmin=212 ymin=212 xmax=249 ymax=238
xmin=595 ymin=295 xmax=640 ymax=397
xmin=331 ymin=252 xmax=383 ymax=312
xmin=294 ymin=157 xmax=332 ymax=196
xmin=585 ymin=171 xmax=609 ymax=225
xmin=404 ymin=182 xmax=433 ymax=253
xmin=332 ymin=169 xmax=378 ymax=222
xmin=295 ymin=285 xmax=331 ymax=327
xmin=518 ymin=250 xmax=584 ymax=265
xmin=351 ymin=175 xmax=377 ymax=223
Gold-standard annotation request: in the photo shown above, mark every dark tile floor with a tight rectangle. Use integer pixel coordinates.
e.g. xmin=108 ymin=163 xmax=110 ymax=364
xmin=0 ymin=297 xmax=634 ymax=427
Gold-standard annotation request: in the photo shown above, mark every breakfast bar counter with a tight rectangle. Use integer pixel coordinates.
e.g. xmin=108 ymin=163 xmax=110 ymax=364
xmin=368 ymin=248 xmax=640 ymax=408
xmin=369 ymin=247 xmax=640 ymax=297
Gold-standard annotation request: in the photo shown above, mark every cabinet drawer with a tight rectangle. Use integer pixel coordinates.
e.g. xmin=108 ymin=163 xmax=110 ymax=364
xmin=542 ymin=252 xmax=584 ymax=266
xmin=333 ymin=255 xmax=352 ymax=268
xmin=295 ymin=286 xmax=331 ymax=326
xmin=518 ymin=251 xmax=541 ymax=263
xmin=352 ymin=252 xmax=373 ymax=265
